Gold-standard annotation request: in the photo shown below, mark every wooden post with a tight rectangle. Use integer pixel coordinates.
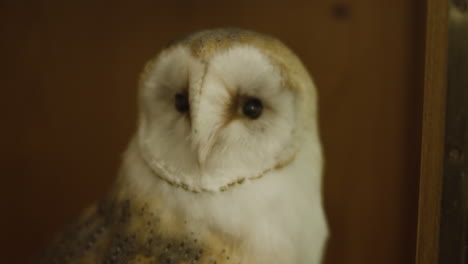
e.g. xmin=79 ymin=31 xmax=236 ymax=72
xmin=416 ymin=0 xmax=449 ymax=263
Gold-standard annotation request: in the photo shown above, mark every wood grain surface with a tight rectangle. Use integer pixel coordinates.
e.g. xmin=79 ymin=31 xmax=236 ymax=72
xmin=415 ymin=1 xmax=449 ymax=264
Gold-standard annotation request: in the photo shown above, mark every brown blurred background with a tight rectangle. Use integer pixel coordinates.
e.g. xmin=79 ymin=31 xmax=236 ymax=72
xmin=0 ymin=1 xmax=425 ymax=263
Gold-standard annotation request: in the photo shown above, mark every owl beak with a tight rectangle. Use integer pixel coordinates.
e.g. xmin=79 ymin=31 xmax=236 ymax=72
xmin=188 ymin=71 xmax=224 ymax=171
xmin=197 ymin=145 xmax=209 ymax=170
xmin=192 ymin=126 xmax=218 ymax=171
xmin=190 ymin=108 xmax=220 ymax=171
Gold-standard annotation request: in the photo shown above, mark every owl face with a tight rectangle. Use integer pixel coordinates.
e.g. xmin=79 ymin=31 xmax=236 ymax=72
xmin=137 ymin=29 xmax=318 ymax=192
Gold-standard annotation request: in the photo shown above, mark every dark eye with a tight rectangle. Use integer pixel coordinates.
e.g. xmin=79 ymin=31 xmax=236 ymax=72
xmin=242 ymin=98 xmax=263 ymax=119
xmin=175 ymin=93 xmax=189 ymax=113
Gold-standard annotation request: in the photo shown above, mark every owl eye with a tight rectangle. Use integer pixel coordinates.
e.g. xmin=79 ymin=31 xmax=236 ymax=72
xmin=175 ymin=93 xmax=189 ymax=113
xmin=242 ymin=98 xmax=263 ymax=119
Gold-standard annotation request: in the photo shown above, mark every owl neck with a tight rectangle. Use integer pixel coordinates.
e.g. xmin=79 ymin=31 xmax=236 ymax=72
xmin=116 ymin=135 xmax=326 ymax=263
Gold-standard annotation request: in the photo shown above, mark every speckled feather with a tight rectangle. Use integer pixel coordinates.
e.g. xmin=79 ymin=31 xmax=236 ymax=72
xmin=37 ymin=182 xmax=243 ymax=264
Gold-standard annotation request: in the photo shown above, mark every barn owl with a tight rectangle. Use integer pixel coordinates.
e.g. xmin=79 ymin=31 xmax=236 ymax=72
xmin=37 ymin=28 xmax=328 ymax=264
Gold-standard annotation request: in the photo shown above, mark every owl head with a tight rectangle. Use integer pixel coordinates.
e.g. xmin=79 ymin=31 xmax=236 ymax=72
xmin=136 ymin=28 xmax=321 ymax=192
